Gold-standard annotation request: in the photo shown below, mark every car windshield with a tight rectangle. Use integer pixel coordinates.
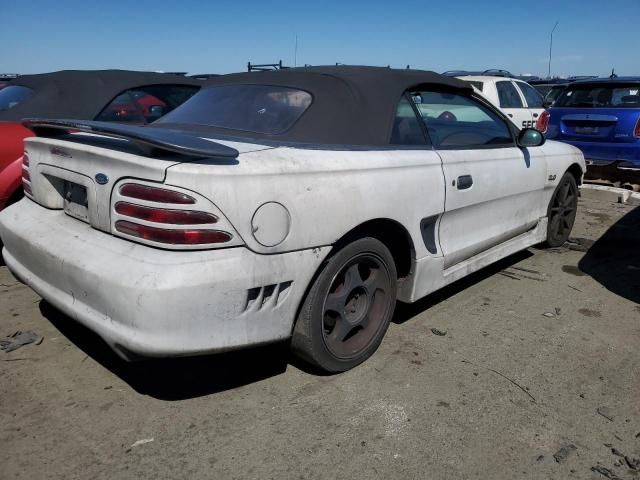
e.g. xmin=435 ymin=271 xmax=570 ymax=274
xmin=555 ymin=83 xmax=640 ymax=108
xmin=156 ymin=84 xmax=313 ymax=134
xmin=0 ymin=85 xmax=34 ymax=111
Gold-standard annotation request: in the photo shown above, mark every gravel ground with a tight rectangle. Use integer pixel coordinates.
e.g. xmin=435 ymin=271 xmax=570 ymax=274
xmin=1 ymin=188 xmax=639 ymax=480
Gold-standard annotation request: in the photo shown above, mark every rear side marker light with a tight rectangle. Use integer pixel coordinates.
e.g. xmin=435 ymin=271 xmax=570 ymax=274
xmin=115 ymin=202 xmax=218 ymax=225
xmin=115 ymin=220 xmax=232 ymax=245
xmin=119 ymin=183 xmax=195 ymax=204
xmin=536 ymin=111 xmax=550 ymax=133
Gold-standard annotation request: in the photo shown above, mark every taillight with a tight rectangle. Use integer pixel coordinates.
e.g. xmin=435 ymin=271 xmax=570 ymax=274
xmin=115 ymin=202 xmax=218 ymax=225
xmin=113 ymin=182 xmax=234 ymax=246
xmin=536 ymin=111 xmax=550 ymax=133
xmin=22 ymin=168 xmax=30 ymax=182
xmin=634 ymin=118 xmax=640 ymax=138
xmin=22 ymin=153 xmax=29 ymax=167
xmin=115 ymin=220 xmax=232 ymax=245
xmin=119 ymin=183 xmax=195 ymax=204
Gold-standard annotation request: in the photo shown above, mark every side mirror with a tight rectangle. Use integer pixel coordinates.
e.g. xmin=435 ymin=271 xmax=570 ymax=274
xmin=517 ymin=128 xmax=545 ymax=147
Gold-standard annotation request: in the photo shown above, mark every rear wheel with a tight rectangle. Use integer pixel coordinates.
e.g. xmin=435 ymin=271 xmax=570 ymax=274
xmin=544 ymin=172 xmax=578 ymax=247
xmin=291 ymin=237 xmax=397 ymax=373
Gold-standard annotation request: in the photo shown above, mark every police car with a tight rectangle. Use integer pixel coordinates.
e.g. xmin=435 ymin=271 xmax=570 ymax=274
xmin=445 ymin=70 xmax=545 ymax=129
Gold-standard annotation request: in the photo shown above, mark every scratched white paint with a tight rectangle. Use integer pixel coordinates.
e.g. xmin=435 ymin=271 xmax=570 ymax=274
xmin=0 ymin=134 xmax=584 ymax=360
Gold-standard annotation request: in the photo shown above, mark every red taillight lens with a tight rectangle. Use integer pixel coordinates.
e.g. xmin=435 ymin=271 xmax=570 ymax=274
xmin=115 ymin=220 xmax=231 ymax=245
xmin=536 ymin=111 xmax=550 ymax=133
xmin=119 ymin=183 xmax=195 ymax=204
xmin=22 ymin=168 xmax=30 ymax=182
xmin=634 ymin=119 xmax=640 ymax=138
xmin=115 ymin=202 xmax=218 ymax=225
xmin=22 ymin=153 xmax=29 ymax=167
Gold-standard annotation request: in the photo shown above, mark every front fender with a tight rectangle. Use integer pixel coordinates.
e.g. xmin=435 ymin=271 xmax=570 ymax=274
xmin=542 ymin=140 xmax=586 ymax=189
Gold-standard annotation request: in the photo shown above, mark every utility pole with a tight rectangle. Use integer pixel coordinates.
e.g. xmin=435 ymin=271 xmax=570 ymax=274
xmin=548 ymin=21 xmax=559 ymax=78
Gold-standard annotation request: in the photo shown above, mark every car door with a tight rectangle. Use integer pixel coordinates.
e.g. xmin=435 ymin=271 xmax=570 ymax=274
xmin=515 ymin=81 xmax=545 ymax=128
xmin=410 ymin=89 xmax=547 ymax=269
xmin=496 ymin=80 xmax=532 ymax=129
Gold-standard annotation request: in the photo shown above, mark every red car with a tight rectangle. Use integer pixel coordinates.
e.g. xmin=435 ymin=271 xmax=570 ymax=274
xmin=0 ymin=70 xmax=200 ymax=210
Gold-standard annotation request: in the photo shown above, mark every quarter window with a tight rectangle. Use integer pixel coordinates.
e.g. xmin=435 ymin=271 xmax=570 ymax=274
xmin=390 ymin=96 xmax=428 ymax=146
xmin=411 ymin=90 xmax=513 ymax=148
xmin=496 ymin=81 xmax=524 ymax=108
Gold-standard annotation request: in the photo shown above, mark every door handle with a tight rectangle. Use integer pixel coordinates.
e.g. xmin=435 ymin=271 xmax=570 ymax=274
xmin=456 ymin=175 xmax=473 ymax=190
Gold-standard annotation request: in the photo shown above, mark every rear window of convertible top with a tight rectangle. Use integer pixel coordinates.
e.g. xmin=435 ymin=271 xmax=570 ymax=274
xmin=156 ymin=84 xmax=313 ymax=135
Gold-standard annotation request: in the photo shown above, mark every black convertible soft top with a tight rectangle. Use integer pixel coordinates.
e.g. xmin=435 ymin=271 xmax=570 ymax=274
xmin=0 ymin=70 xmax=201 ymax=122
xmin=156 ymin=66 xmax=474 ymax=146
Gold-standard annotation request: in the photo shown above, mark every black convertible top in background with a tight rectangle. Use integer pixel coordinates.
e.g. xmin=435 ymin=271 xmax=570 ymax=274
xmin=156 ymin=66 xmax=474 ymax=146
xmin=0 ymin=70 xmax=201 ymax=122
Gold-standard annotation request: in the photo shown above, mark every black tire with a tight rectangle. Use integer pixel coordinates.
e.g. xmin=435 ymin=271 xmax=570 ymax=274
xmin=291 ymin=237 xmax=397 ymax=373
xmin=544 ymin=172 xmax=578 ymax=248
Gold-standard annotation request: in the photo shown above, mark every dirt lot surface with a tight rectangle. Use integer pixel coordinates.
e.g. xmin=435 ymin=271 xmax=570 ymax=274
xmin=1 ymin=189 xmax=639 ymax=480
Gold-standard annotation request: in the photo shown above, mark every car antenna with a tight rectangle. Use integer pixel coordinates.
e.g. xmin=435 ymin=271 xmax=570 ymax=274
xmin=610 ymin=68 xmax=617 ymax=79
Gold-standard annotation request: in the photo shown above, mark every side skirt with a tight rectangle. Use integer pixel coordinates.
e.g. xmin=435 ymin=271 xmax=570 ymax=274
xmin=398 ymin=218 xmax=548 ymax=303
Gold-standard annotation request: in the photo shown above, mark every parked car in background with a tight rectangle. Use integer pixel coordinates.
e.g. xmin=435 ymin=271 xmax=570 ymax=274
xmin=0 ymin=70 xmax=200 ymax=211
xmin=537 ymin=77 xmax=640 ymax=182
xmin=530 ymin=79 xmax=570 ymax=107
xmin=530 ymin=77 xmax=597 ymax=108
xmin=0 ymin=66 xmax=585 ymax=372
xmin=452 ymin=74 xmax=545 ymax=129
xmin=0 ymin=74 xmax=19 ymax=91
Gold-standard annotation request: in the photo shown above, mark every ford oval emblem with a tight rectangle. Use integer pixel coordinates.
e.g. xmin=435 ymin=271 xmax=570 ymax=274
xmin=95 ymin=173 xmax=109 ymax=185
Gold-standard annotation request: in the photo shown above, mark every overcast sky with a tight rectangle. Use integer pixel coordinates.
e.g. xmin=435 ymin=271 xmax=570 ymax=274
xmin=1 ymin=0 xmax=637 ymax=78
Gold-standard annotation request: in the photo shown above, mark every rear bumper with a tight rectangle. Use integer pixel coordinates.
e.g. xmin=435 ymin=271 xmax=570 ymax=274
xmin=558 ymin=140 xmax=640 ymax=167
xmin=0 ymin=199 xmax=330 ymax=359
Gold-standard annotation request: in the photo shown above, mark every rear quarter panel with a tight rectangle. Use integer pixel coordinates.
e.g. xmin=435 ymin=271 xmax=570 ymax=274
xmin=165 ymin=147 xmax=446 ymax=258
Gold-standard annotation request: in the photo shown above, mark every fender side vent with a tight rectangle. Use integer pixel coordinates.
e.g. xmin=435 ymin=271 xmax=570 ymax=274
xmin=243 ymin=281 xmax=293 ymax=313
xmin=420 ymin=216 xmax=439 ymax=254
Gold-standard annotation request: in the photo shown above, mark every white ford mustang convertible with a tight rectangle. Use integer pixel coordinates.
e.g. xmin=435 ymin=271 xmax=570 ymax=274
xmin=0 ymin=67 xmax=585 ymax=372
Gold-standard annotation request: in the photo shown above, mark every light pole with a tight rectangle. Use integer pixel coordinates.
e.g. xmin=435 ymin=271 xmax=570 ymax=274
xmin=548 ymin=21 xmax=559 ymax=78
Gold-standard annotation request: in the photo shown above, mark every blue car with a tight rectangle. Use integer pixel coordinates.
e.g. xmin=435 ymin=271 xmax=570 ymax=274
xmin=538 ymin=77 xmax=640 ymax=181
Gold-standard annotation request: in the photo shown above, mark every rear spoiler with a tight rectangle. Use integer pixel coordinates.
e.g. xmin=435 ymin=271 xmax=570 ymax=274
xmin=22 ymin=119 xmax=239 ymax=159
